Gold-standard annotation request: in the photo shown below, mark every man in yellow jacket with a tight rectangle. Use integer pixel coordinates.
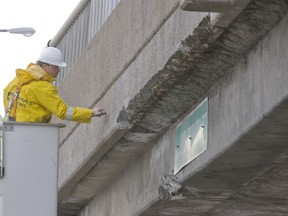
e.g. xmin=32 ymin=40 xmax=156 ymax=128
xmin=3 ymin=47 xmax=105 ymax=123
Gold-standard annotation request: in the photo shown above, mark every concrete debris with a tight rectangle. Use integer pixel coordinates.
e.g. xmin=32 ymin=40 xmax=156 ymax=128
xmin=158 ymin=174 xmax=198 ymax=200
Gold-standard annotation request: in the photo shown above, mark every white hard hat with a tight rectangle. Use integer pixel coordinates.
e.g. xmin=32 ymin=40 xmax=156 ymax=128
xmin=37 ymin=47 xmax=67 ymax=67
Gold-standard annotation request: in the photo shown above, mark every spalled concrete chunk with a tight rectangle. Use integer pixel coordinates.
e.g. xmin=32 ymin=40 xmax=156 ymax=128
xmin=158 ymin=174 xmax=198 ymax=200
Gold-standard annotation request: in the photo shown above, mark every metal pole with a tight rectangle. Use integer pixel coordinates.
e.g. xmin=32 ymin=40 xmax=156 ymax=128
xmin=0 ymin=119 xmax=4 ymax=178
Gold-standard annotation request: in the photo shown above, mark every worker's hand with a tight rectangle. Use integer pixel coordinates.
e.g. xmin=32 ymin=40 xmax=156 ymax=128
xmin=92 ymin=107 xmax=106 ymax=117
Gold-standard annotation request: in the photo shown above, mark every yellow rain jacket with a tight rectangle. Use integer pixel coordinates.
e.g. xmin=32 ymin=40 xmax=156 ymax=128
xmin=3 ymin=63 xmax=92 ymax=123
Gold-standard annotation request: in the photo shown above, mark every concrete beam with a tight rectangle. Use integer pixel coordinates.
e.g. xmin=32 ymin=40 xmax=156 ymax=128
xmin=57 ymin=0 xmax=288 ymax=215
xmin=181 ymin=0 xmax=252 ymax=27
xmin=180 ymin=0 xmax=237 ymax=12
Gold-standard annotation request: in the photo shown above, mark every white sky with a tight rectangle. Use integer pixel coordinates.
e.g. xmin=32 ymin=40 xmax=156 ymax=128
xmin=0 ymin=0 xmax=81 ymax=117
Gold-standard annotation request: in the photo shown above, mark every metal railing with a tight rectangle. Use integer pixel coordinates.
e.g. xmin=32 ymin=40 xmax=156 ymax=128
xmin=49 ymin=0 xmax=121 ymax=85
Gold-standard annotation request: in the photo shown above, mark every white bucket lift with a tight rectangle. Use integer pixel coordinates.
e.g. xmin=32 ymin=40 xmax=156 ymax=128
xmin=0 ymin=121 xmax=65 ymax=216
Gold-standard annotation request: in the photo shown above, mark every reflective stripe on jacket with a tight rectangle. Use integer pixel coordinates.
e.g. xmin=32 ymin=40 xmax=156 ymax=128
xmin=4 ymin=63 xmax=92 ymax=123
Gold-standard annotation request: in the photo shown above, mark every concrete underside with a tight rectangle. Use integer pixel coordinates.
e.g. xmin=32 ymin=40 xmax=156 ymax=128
xmin=141 ymin=100 xmax=288 ymax=215
xmin=141 ymin=1 xmax=288 ymax=215
xmin=56 ymin=0 xmax=288 ymax=215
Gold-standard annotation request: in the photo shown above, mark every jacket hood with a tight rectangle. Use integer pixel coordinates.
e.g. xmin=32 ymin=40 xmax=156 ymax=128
xmin=16 ymin=63 xmax=55 ymax=84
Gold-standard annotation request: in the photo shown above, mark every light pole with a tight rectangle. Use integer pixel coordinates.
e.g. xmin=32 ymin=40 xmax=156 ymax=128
xmin=0 ymin=27 xmax=35 ymax=37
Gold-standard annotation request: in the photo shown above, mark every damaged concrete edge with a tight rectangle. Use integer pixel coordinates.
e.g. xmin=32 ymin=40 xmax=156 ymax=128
xmin=118 ymin=0 xmax=288 ymax=134
xmin=136 ymin=174 xmax=198 ymax=215
xmin=117 ymin=15 xmax=224 ymax=131
xmin=58 ymin=123 xmax=132 ymax=202
xmin=158 ymin=174 xmax=199 ymax=201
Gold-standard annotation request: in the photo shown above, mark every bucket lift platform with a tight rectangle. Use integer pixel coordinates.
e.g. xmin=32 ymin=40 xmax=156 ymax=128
xmin=0 ymin=121 xmax=65 ymax=216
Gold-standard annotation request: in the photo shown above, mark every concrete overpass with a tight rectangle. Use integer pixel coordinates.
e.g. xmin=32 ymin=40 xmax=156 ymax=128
xmin=54 ymin=0 xmax=288 ymax=215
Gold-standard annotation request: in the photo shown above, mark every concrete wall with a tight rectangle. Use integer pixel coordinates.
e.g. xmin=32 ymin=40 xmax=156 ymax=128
xmin=56 ymin=0 xmax=207 ymax=194
xmin=76 ymin=7 xmax=288 ymax=216
xmin=55 ymin=0 xmax=288 ymax=215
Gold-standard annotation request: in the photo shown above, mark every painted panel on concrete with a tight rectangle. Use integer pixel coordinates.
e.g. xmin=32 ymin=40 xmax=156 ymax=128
xmin=174 ymin=98 xmax=208 ymax=174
